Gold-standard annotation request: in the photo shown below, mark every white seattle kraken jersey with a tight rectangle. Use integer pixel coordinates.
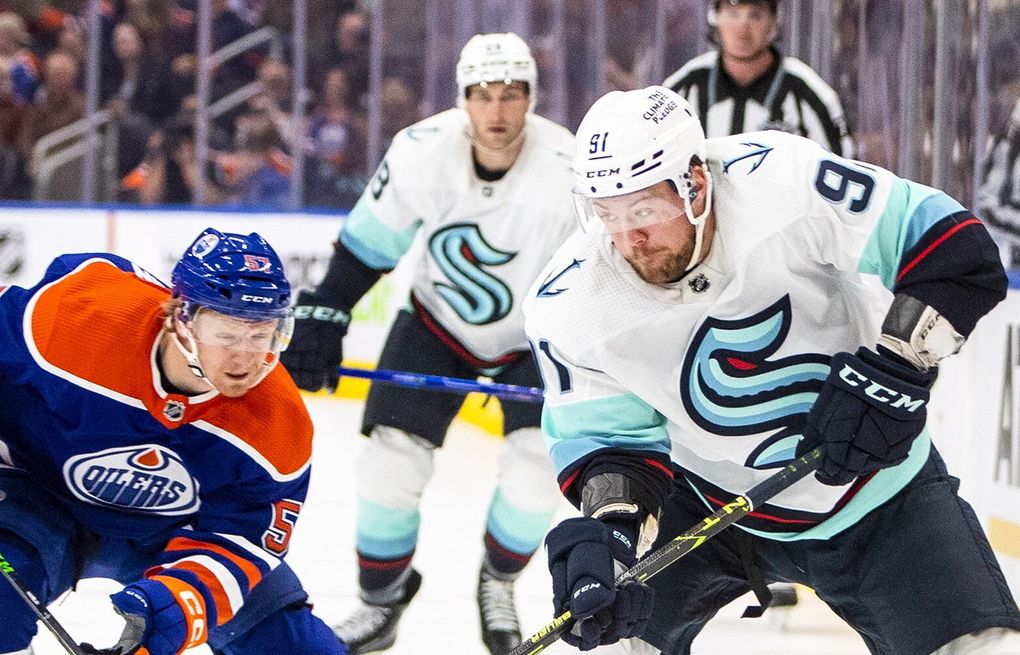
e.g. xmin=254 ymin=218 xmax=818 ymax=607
xmin=340 ymin=108 xmax=576 ymax=363
xmin=524 ymin=131 xmax=969 ymax=540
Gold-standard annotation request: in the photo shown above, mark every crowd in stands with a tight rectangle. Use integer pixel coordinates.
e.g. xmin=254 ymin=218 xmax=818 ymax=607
xmin=0 ymin=0 xmax=1016 ymax=216
xmin=0 ymin=0 xmax=394 ymax=208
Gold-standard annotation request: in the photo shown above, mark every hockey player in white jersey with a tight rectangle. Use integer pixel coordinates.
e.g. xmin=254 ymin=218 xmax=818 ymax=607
xmin=523 ymin=85 xmax=1020 ymax=654
xmin=280 ymin=33 xmax=575 ymax=654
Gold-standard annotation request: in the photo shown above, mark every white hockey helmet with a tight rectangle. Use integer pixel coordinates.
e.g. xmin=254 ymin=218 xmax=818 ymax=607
xmin=573 ymin=86 xmax=714 ymax=272
xmin=574 ymin=85 xmax=705 ymax=199
xmin=455 ymin=32 xmax=537 ymax=108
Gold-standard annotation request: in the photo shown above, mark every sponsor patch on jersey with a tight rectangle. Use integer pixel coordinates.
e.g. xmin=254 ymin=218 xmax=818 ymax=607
xmin=64 ymin=445 xmax=200 ymax=515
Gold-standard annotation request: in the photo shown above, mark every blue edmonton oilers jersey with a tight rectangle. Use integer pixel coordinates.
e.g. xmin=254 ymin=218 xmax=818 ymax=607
xmin=0 ymin=253 xmax=313 ymax=628
xmin=524 ymin=130 xmax=1005 ymax=541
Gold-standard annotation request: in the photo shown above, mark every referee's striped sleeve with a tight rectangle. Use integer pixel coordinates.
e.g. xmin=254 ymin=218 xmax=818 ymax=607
xmin=782 ymin=58 xmax=854 ymax=157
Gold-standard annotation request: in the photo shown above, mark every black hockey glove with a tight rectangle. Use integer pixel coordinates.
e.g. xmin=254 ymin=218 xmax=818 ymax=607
xmin=546 ymin=517 xmax=654 ymax=650
xmin=280 ymin=289 xmax=351 ymax=393
xmin=800 ymin=347 xmax=935 ymax=486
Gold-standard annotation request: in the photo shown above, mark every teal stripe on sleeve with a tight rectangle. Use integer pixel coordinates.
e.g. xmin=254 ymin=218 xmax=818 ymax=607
xmin=542 ymin=393 xmax=671 ymax=475
xmin=858 ymin=180 xmax=966 ymax=289
xmin=340 ymin=198 xmax=422 ymax=271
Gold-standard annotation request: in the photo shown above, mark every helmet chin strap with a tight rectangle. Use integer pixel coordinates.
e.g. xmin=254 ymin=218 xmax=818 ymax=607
xmin=681 ymin=169 xmax=714 ymax=275
xmin=169 ymin=323 xmax=219 ymax=393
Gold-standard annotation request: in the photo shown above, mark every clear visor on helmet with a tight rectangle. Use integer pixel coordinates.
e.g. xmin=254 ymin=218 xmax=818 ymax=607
xmin=185 ymin=306 xmax=294 ymax=355
xmin=572 ymin=186 xmax=686 ymax=234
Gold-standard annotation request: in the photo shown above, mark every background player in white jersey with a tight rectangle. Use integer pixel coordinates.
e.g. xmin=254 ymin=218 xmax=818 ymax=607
xmin=280 ymin=32 xmax=575 ymax=655
xmin=523 ymin=86 xmax=1020 ymax=654
xmin=665 ymin=0 xmax=853 ymax=157
xmin=0 ymin=228 xmax=347 ymax=654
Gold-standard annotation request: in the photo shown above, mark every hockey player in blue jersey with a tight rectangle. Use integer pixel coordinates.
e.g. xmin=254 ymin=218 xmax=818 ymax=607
xmin=523 ymin=86 xmax=1020 ymax=653
xmin=0 ymin=228 xmax=346 ymax=654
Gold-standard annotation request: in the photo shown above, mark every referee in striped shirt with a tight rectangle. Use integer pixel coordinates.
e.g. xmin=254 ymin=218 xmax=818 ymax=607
xmin=664 ymin=0 xmax=854 ymax=157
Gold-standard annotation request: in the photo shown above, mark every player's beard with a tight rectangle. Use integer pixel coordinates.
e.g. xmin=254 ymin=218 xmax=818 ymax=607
xmin=628 ymin=241 xmax=695 ymax=285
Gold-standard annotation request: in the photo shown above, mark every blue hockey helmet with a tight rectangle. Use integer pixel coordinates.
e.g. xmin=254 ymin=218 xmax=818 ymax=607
xmin=171 ymin=227 xmax=291 ymax=321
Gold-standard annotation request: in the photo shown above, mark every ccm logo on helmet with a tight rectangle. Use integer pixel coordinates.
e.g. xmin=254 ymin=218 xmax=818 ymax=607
xmin=838 ymin=364 xmax=926 ymax=412
xmin=586 ymin=168 xmax=620 ymax=178
xmin=240 ymin=294 xmax=272 ymax=303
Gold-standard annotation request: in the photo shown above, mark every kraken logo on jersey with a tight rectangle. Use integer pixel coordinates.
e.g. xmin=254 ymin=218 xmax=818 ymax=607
xmin=680 ymin=295 xmax=830 ymax=469
xmin=64 ymin=445 xmax=199 ymax=514
xmin=428 ymin=223 xmax=516 ymax=325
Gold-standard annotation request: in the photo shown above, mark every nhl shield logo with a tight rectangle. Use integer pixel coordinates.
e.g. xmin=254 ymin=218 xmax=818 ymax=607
xmin=163 ymin=400 xmax=185 ymax=422
xmin=688 ymin=273 xmax=710 ymax=293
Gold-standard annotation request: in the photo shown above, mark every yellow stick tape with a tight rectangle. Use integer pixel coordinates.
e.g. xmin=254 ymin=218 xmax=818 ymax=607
xmin=989 ymin=516 xmax=1020 ymax=560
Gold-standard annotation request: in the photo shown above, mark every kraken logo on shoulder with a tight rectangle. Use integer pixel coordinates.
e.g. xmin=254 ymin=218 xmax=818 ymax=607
xmin=428 ymin=223 xmax=515 ymax=325
xmin=680 ymin=295 xmax=830 ymax=469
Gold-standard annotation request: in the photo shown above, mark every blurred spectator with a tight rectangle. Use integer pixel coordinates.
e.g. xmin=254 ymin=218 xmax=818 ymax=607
xmin=263 ymin=0 xmax=355 ymax=64
xmin=310 ymin=7 xmax=369 ymax=105
xmin=132 ymin=116 xmax=221 ymax=204
xmin=123 ymin=0 xmax=171 ymax=49
xmin=123 ymin=96 xmax=232 ymax=203
xmin=103 ymin=21 xmax=182 ymax=183
xmin=104 ymin=21 xmax=180 ymax=123
xmin=603 ymin=0 xmax=656 ymax=91
xmin=17 ymin=49 xmax=84 ymax=168
xmin=165 ymin=0 xmax=257 ymax=90
xmin=0 ymin=56 xmax=30 ymax=198
xmin=0 ymin=54 xmax=28 ymax=143
xmin=847 ymin=0 xmax=904 ymax=169
xmin=0 ymin=10 xmax=38 ymax=105
xmin=304 ymin=66 xmax=365 ymax=209
xmin=378 ymin=75 xmax=420 ymax=149
xmin=55 ymin=16 xmax=87 ymax=66
xmin=215 ymin=110 xmax=290 ymax=206
xmin=247 ymin=57 xmax=293 ymax=145
xmin=664 ymin=0 xmax=854 ymax=157
xmin=976 ymin=97 xmax=1020 ymax=269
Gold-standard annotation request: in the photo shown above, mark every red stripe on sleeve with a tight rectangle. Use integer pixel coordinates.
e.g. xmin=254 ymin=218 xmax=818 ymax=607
xmin=896 ymin=218 xmax=981 ymax=285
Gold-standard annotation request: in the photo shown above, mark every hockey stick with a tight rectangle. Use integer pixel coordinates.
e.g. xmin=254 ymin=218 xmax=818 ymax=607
xmin=509 ymin=446 xmax=824 ymax=655
xmin=0 ymin=550 xmax=85 ymax=655
xmin=337 ymin=366 xmax=544 ymax=403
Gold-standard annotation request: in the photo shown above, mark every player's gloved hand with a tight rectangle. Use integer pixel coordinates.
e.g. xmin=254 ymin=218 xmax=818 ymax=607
xmin=800 ymin=346 xmax=935 ymax=486
xmin=546 ymin=517 xmax=654 ymax=650
xmin=80 ymin=579 xmax=197 ymax=655
xmin=280 ymin=289 xmax=351 ymax=393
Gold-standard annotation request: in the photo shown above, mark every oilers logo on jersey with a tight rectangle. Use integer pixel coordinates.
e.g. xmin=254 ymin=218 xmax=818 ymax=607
xmin=64 ymin=444 xmax=199 ymax=514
